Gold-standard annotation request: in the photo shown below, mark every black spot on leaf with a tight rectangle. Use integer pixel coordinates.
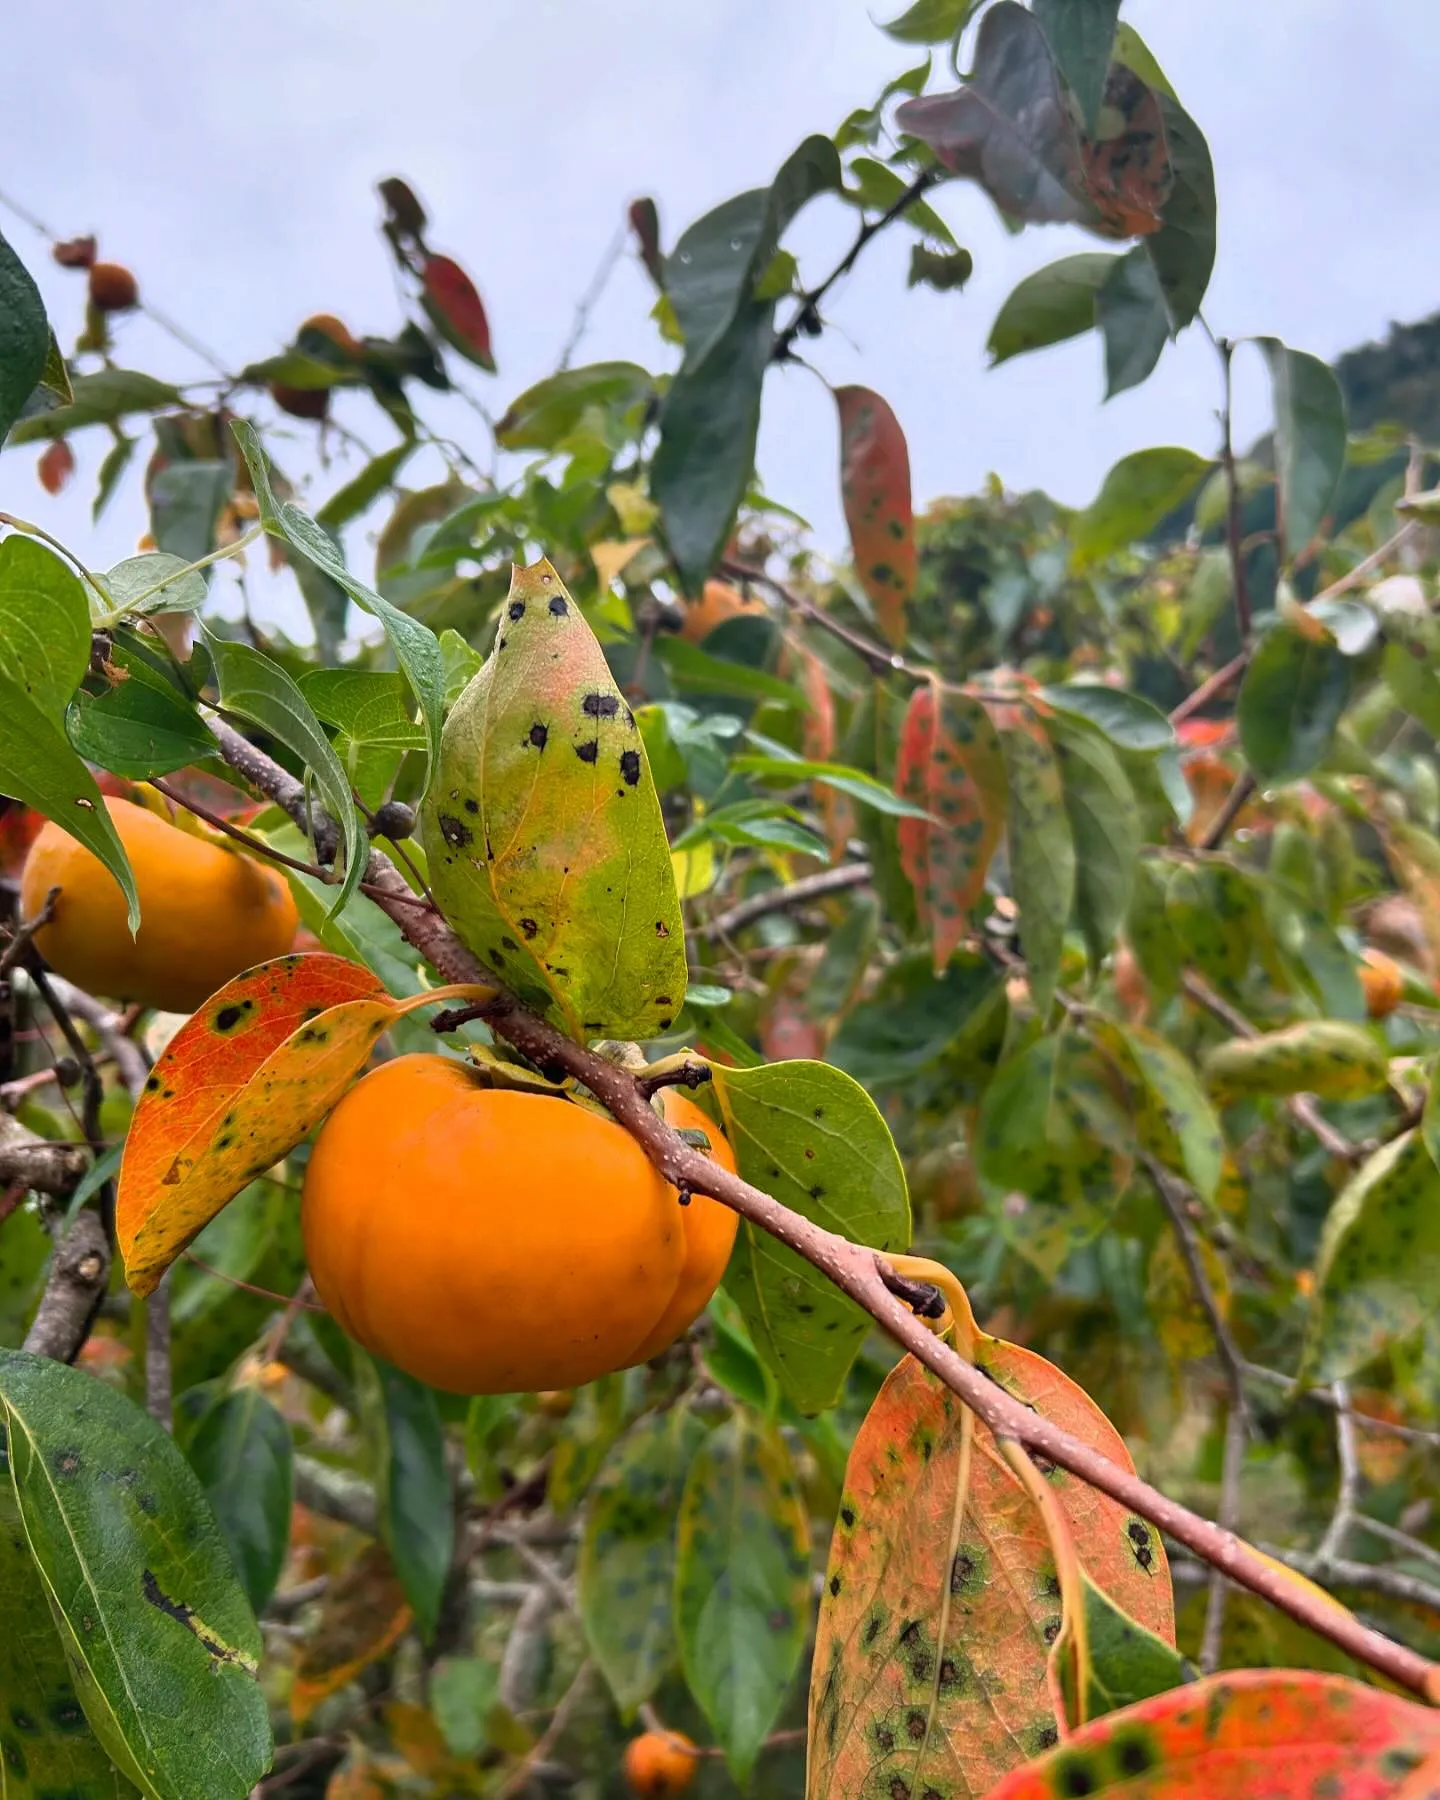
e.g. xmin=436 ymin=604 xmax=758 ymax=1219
xmin=583 ymin=692 xmax=620 ymax=718
xmin=620 ymin=749 xmax=641 ymax=785
xmin=528 ymin=722 xmax=549 ymax=750
xmin=576 ymin=739 xmax=599 ymax=763
xmin=549 ymin=595 xmax=568 ymax=616
xmin=508 ymin=600 xmax=526 ymax=620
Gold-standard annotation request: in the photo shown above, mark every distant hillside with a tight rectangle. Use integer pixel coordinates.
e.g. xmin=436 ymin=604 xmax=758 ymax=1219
xmin=1337 ymin=310 xmax=1440 ymax=441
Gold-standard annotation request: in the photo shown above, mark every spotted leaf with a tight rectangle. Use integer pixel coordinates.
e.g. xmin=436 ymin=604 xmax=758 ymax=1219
xmin=896 ymin=678 xmax=1007 ymax=973
xmin=837 ymin=385 xmax=916 ymax=649
xmin=421 ymin=558 xmax=686 ymax=1042
xmin=992 ymin=702 xmax=1075 ymax=1019
xmin=291 ymin=1543 xmax=413 ymax=1727
xmin=983 ymin=1670 xmax=1440 ymax=1800
xmin=808 ymin=1338 xmax=1172 ymax=1800
xmin=116 ymin=953 xmax=398 ymax=1296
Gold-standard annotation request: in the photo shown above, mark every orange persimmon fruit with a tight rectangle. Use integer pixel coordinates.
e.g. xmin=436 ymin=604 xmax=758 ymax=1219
xmin=622 ymin=1730 xmax=699 ymax=1798
xmin=20 ymin=795 xmax=299 ymax=1014
xmin=1359 ymin=947 xmax=1404 ymax=1019
xmin=88 ymin=261 xmax=139 ymax=312
xmin=676 ymin=579 xmax=766 ymax=644
xmin=300 ymin=1059 xmax=737 ymax=1394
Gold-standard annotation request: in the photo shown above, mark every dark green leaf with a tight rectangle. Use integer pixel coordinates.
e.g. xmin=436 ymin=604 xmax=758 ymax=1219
xmin=1259 ymin=338 xmax=1348 ymax=559
xmin=93 ymin=434 xmax=137 ymax=522
xmin=314 ymin=442 xmax=415 ymax=530
xmin=907 ymin=243 xmax=974 ymax=291
xmin=0 ymin=1477 xmax=142 ymax=1796
xmin=357 ymin=1355 xmax=454 ymax=1643
xmin=847 ymin=158 xmax=959 ymax=250
xmin=1033 ymin=0 xmax=1121 ymax=133
xmin=999 ymin=715 xmax=1075 ymax=1016
xmin=733 ymin=741 xmax=931 ymax=818
xmin=1097 ymin=246 xmax=1169 ymax=398
xmin=1238 ymin=620 xmax=1351 ymax=783
xmin=1071 ymin=1572 xmax=1188 ymax=1720
xmin=68 ymin=660 xmax=214 ymax=780
xmin=987 ymin=253 xmax=1115 ymax=366
xmin=232 ymin=421 xmax=444 ymax=791
xmin=880 ymin=0 xmax=980 ymax=44
xmin=204 ymin=633 xmax=365 ymax=918
xmin=0 ymin=675 xmax=140 ymax=930
xmin=40 ymin=331 xmax=74 ymax=405
xmin=0 ymin=1349 xmax=270 ymax=1800
xmin=1040 ymin=682 xmax=1174 ymax=752
xmin=828 ymin=951 xmax=1006 ymax=1087
xmin=976 ymin=1034 xmax=1134 ymax=1218
xmin=186 ymin=1390 xmax=292 ymax=1614
xmin=712 ymin=1060 xmax=910 ymax=1412
xmin=7 ymin=371 xmax=183 ymax=444
xmin=674 ymin=1417 xmax=811 ymax=1781
xmin=1144 ymin=93 xmax=1216 ymax=329
xmin=651 ymin=635 xmax=804 ymax=708
xmin=496 ymin=362 xmax=654 ymax=452
xmin=578 ymin=1408 xmax=707 ymax=1714
xmin=1072 ymin=447 xmax=1211 ymax=568
xmin=149 ymin=461 xmax=230 ymax=564
xmin=1098 ymin=1020 xmax=1223 ymax=1204
xmin=0 ymin=228 xmax=50 ymax=442
xmin=1051 ymin=717 xmax=1139 ymax=968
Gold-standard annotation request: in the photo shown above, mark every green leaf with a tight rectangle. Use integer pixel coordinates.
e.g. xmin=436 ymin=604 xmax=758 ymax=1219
xmin=93 ymin=434 xmax=137 ymax=522
xmin=1097 ymin=247 xmax=1169 ymax=398
xmin=1072 ymin=1572 xmax=1188 ymax=1721
xmin=0 ymin=536 xmax=92 ymax=718
xmin=651 ymin=635 xmax=804 ymax=708
xmin=298 ymin=669 xmax=426 ymax=749
xmin=847 ymin=158 xmax=959 ymax=250
xmin=1259 ymin=338 xmax=1348 ymax=559
xmin=495 ymin=362 xmax=654 ymax=452
xmin=1383 ymin=639 xmax=1440 ymax=738
xmin=1099 ymin=1021 xmax=1224 ymax=1204
xmin=1238 ymin=620 xmax=1351 ymax=783
xmin=880 ymin=0 xmax=980 ymax=44
xmin=711 ymin=1059 xmax=910 ymax=1413
xmin=185 ymin=1389 xmax=293 ymax=1615
xmin=578 ymin=1408 xmax=707 ymax=1715
xmin=674 ymin=1416 xmax=811 ymax=1782
xmin=0 ymin=228 xmax=50 ymax=442
xmin=94 ymin=552 xmax=207 ymax=621
xmin=907 ymin=243 xmax=974 ymax=291
xmin=231 ymin=421 xmax=444 ymax=792
xmin=1033 ymin=0 xmax=1121 ymax=132
xmin=204 ymin=634 xmax=365 ymax=919
xmin=0 ymin=1476 xmax=142 ymax=1796
xmin=1039 ymin=683 xmax=1174 ymax=752
xmin=1050 ymin=717 xmax=1138 ymax=969
xmin=732 ymin=748 xmax=931 ymax=819
xmin=653 ymin=299 xmax=772 ymax=595
xmin=289 ymin=556 xmax=349 ymax=662
xmin=430 ymin=1656 xmax=499 ymax=1759
xmin=998 ymin=714 xmax=1075 ymax=1017
xmin=0 ymin=1349 xmax=270 ymax=1800
xmin=422 ymin=559 xmax=687 ymax=1041
xmin=7 ymin=371 xmax=183 ymax=444
xmin=40 ymin=331 xmax=74 ymax=405
xmin=1072 ymin=448 xmax=1211 ymax=569
xmin=828 ymin=951 xmax=1006 ymax=1088
xmin=149 ymin=461 xmax=230 ymax=564
xmin=356 ymin=1354 xmax=454 ymax=1644
xmin=439 ymin=628 xmax=483 ymax=708
xmin=987 ymin=253 xmax=1115 ymax=366
xmin=0 ymin=675 xmax=140 ymax=931
xmin=1305 ymin=1130 xmax=1440 ymax=1382
xmin=314 ymin=442 xmax=415 ymax=529
xmin=68 ymin=657 xmax=215 ymax=781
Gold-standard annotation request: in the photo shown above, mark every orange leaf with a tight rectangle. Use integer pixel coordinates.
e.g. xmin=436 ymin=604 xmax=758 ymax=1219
xmin=1079 ymin=64 xmax=1174 ymax=240
xmin=982 ymin=1670 xmax=1440 ymax=1799
xmin=836 ymin=385 xmax=915 ymax=649
xmin=792 ymin=640 xmax=855 ymax=863
xmin=37 ymin=438 xmax=75 ymax=496
xmin=383 ymin=1701 xmax=451 ymax=1779
xmin=895 ymin=677 xmax=1006 ymax=971
xmin=808 ymin=1337 xmax=1172 ymax=1799
xmin=292 ymin=1543 xmax=413 ymax=1726
xmin=422 ymin=252 xmax=495 ymax=371
xmin=326 ymin=1761 xmax=388 ymax=1800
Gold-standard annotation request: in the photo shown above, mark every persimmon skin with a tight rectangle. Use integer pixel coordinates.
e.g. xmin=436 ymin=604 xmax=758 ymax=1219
xmin=627 ymin=1088 xmax=738 ymax=1362
xmin=21 ymin=796 xmax=298 ymax=1014
xmin=677 ymin=579 xmax=766 ymax=644
xmin=302 ymin=1056 xmax=722 ymax=1395
xmin=623 ymin=1730 xmax=698 ymax=1798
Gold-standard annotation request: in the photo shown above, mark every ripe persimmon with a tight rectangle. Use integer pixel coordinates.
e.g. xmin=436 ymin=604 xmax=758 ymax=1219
xmin=88 ymin=261 xmax=138 ymax=312
xmin=20 ymin=796 xmax=299 ymax=1014
xmin=622 ymin=1730 xmax=699 ymax=1798
xmin=1360 ymin=947 xmax=1404 ymax=1019
xmin=270 ymin=382 xmax=329 ymax=421
xmin=676 ymin=579 xmax=766 ymax=644
xmin=300 ymin=1059 xmax=738 ymax=1394
xmin=299 ymin=312 xmax=360 ymax=359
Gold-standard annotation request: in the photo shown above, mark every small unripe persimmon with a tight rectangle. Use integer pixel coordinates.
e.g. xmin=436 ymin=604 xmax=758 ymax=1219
xmin=623 ymin=1731 xmax=699 ymax=1798
xmin=88 ymin=261 xmax=139 ymax=312
xmin=270 ymin=382 xmax=329 ymax=421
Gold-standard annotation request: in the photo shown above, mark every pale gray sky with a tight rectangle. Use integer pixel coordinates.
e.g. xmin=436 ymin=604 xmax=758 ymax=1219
xmin=5 ymin=0 xmax=1439 ymax=638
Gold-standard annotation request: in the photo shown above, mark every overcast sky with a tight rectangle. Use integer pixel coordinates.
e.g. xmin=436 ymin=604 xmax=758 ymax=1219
xmin=5 ymin=0 xmax=1439 ymax=638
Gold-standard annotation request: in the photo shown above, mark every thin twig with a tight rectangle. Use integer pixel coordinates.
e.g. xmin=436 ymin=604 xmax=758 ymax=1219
xmin=1350 ymin=1516 xmax=1440 ymax=1579
xmin=702 ymin=861 xmax=873 ymax=941
xmin=495 ymin=1662 xmax=593 ymax=1800
xmin=557 ymin=220 xmax=628 ymax=371
xmin=1314 ymin=1381 xmax=1361 ymax=1575
xmin=1212 ymin=334 xmax=1254 ymax=639
xmin=1143 ymin=1154 xmax=1249 ymax=1421
xmin=722 ymin=558 xmax=925 ymax=680
xmin=1169 ymin=651 xmax=1249 ymax=727
xmin=145 ymin=1271 xmax=173 ymax=1431
xmin=148 ymin=779 xmax=333 ymax=882
xmin=1200 ymin=1407 xmax=1247 ymax=1673
xmin=210 ymin=718 xmax=1440 ymax=1702
xmin=1199 ymin=772 xmax=1256 ymax=852
xmin=1242 ymin=1362 xmax=1440 ymax=1449
xmin=0 ymin=887 xmax=57 ymax=979
xmin=1266 ymin=1547 xmax=1440 ymax=1614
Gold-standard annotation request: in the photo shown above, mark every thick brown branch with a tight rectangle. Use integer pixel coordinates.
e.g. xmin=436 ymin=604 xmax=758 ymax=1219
xmin=211 ymin=721 xmax=1440 ymax=1703
xmin=21 ymin=1211 xmax=110 ymax=1363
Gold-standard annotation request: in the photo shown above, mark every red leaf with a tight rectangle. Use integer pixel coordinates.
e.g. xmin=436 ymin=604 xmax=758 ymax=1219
xmin=836 ymin=385 xmax=915 ymax=649
xmin=629 ymin=197 xmax=664 ymax=288
xmin=422 ymin=253 xmax=495 ymax=371
xmin=809 ymin=1336 xmax=1174 ymax=1800
xmin=895 ymin=676 xmax=1007 ymax=970
xmin=792 ymin=640 xmax=854 ymax=863
xmin=1079 ymin=64 xmax=1174 ymax=240
xmin=37 ymin=439 xmax=75 ymax=496
xmin=52 ymin=235 xmax=96 ymax=270
xmin=982 ymin=1670 xmax=1440 ymax=1799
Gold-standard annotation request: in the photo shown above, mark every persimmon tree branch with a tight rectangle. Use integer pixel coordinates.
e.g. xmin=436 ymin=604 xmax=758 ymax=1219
xmin=702 ymin=861 xmax=873 ymax=941
xmin=208 ymin=716 xmax=1440 ymax=1704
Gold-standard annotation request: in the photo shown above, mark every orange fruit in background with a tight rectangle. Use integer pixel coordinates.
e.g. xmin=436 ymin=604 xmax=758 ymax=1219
xmin=1359 ymin=948 xmax=1404 ymax=1019
xmin=300 ymin=1059 xmax=739 ymax=1394
xmin=270 ymin=382 xmax=329 ymax=421
xmin=622 ymin=1730 xmax=699 ymax=1798
xmin=88 ymin=261 xmax=139 ymax=312
xmin=20 ymin=795 xmax=299 ymax=1014
xmin=677 ymin=579 xmax=766 ymax=644
xmin=300 ymin=312 xmax=360 ymax=358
